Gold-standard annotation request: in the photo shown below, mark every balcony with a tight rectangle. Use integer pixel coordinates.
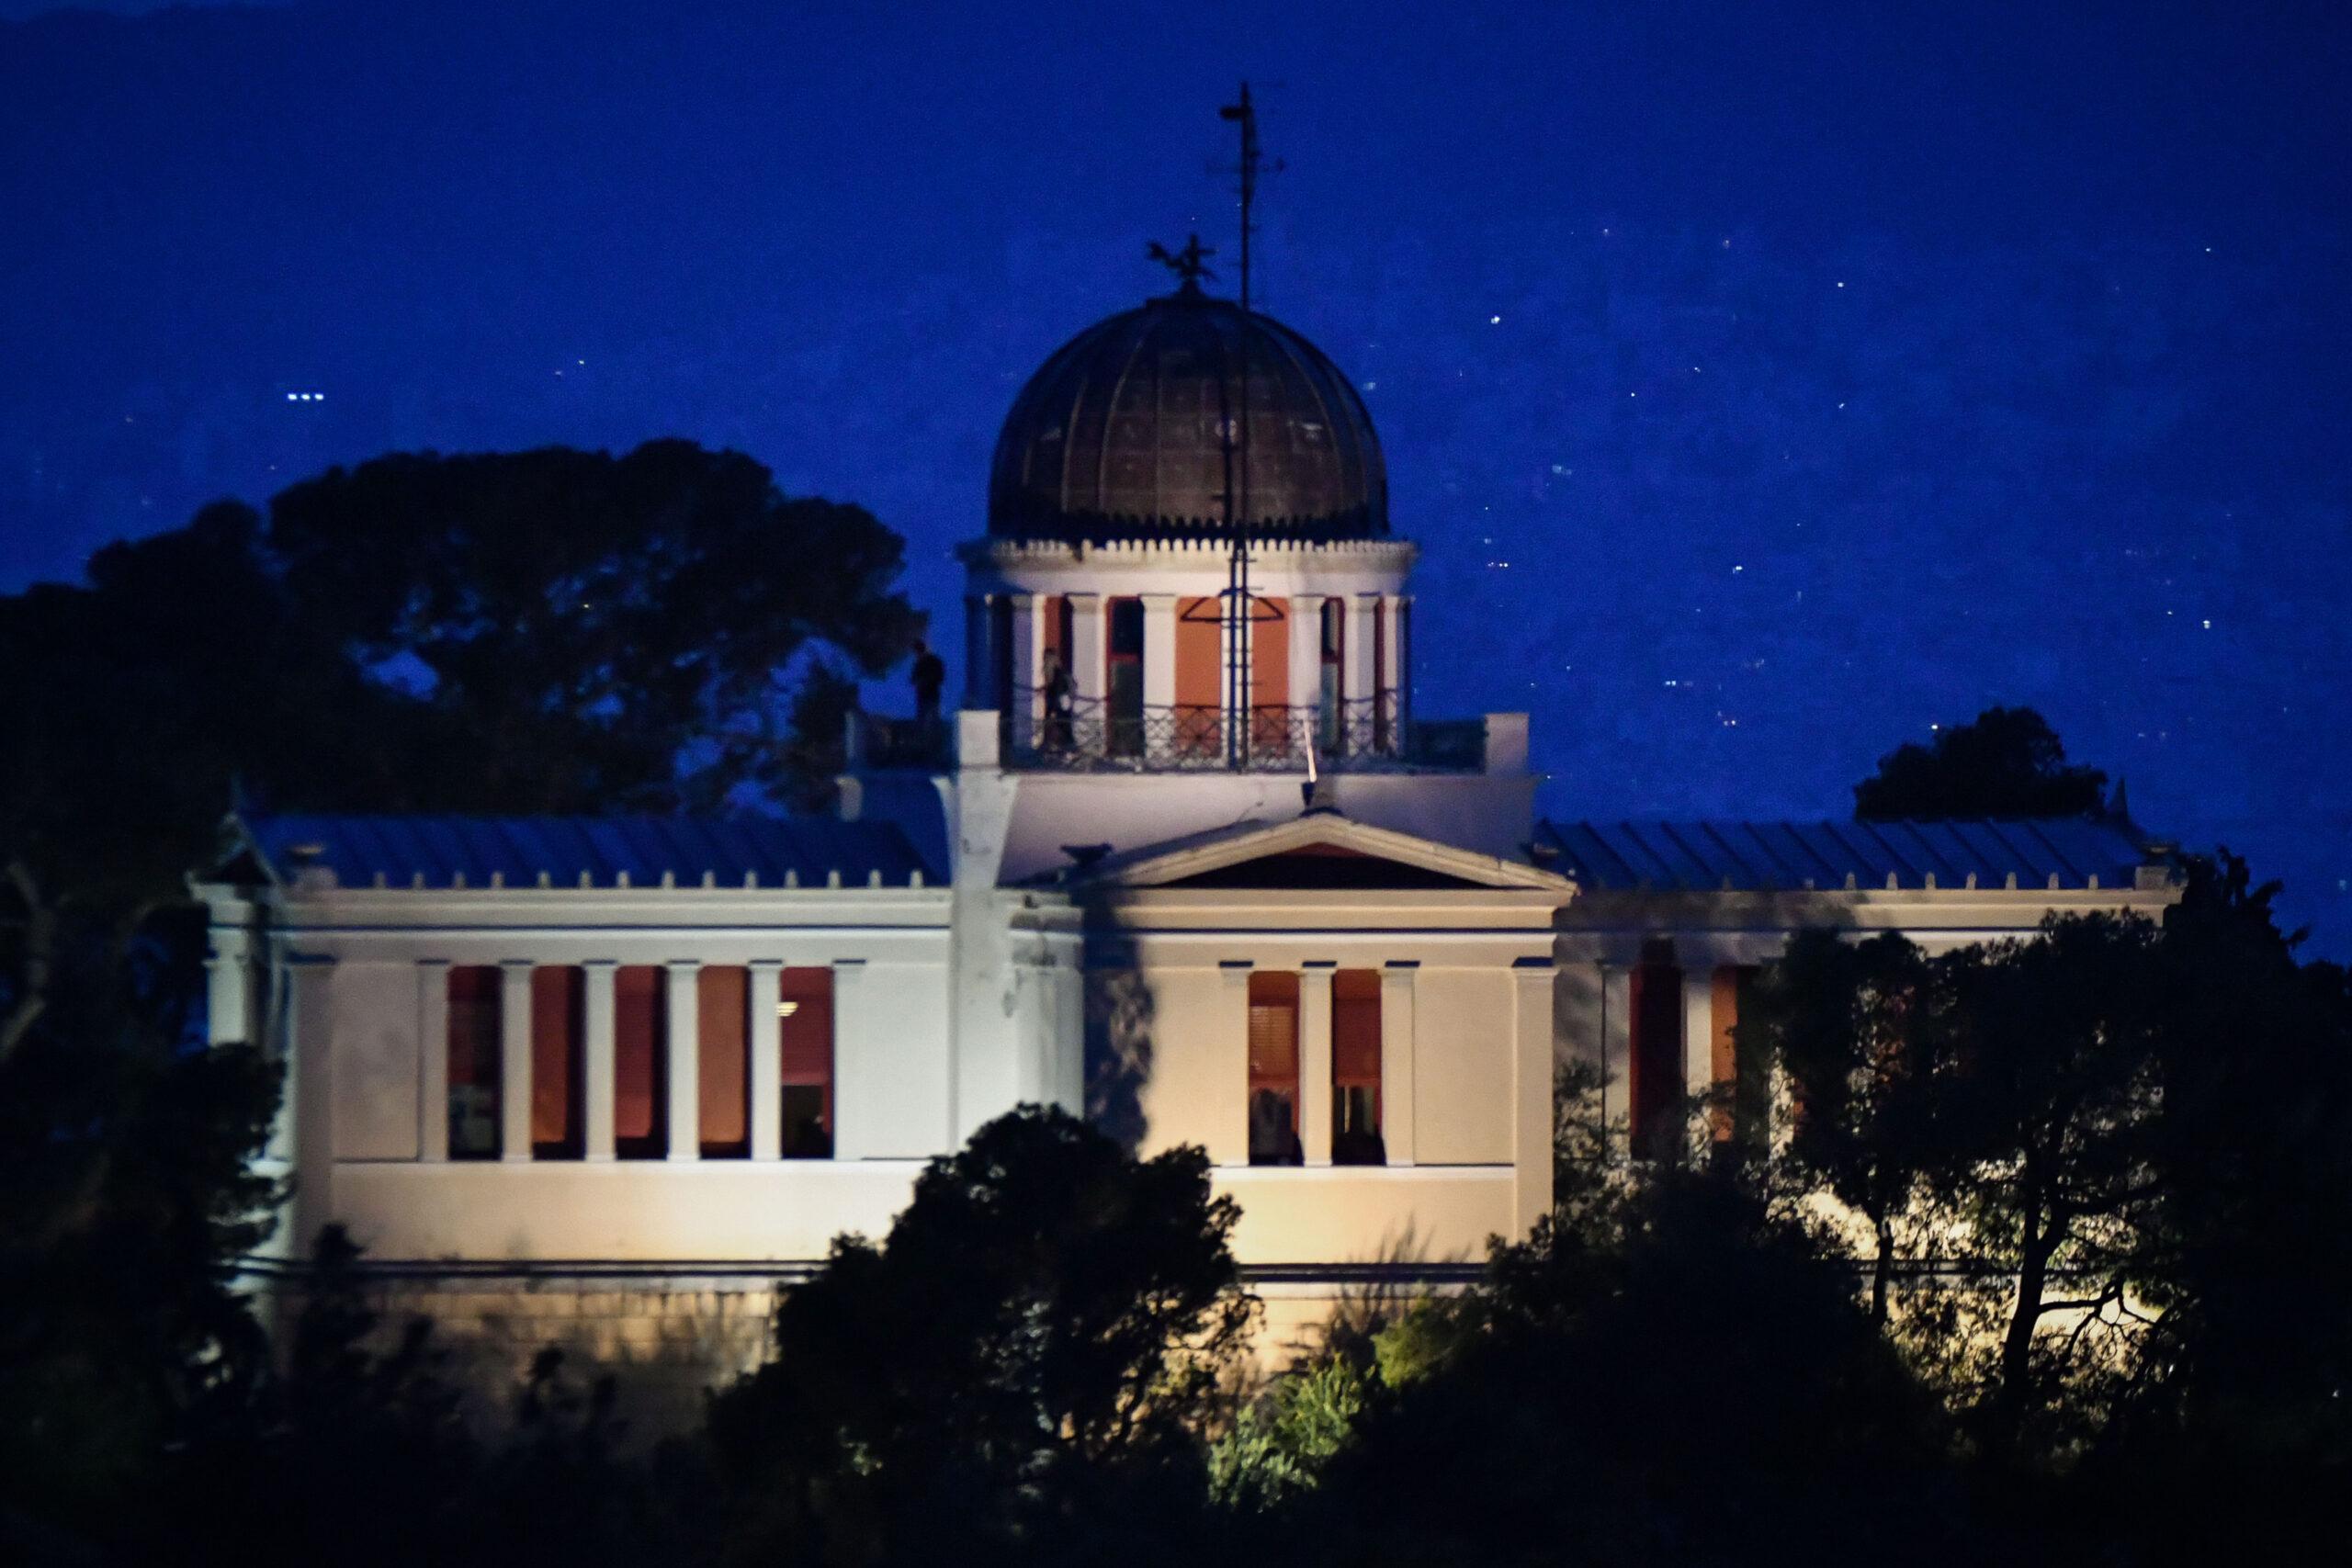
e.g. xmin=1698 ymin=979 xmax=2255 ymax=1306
xmin=848 ymin=694 xmax=1512 ymax=776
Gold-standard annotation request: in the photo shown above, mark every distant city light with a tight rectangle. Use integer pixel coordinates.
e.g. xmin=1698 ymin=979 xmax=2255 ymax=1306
xmin=284 ymin=391 xmax=325 ymax=402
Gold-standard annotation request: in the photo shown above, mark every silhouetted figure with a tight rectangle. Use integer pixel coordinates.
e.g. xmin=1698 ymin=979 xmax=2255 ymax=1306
xmin=910 ymin=638 xmax=945 ymax=730
xmin=1248 ymin=1088 xmax=1302 ymax=1166
xmin=1042 ymin=649 xmax=1074 ymax=750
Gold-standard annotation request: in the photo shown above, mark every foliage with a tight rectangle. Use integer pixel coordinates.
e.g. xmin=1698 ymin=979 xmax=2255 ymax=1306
xmin=1854 ymin=705 xmax=2108 ymax=819
xmin=1748 ymin=929 xmax=1942 ymax=1319
xmin=1279 ymin=1168 xmax=1966 ymax=1568
xmin=706 ymin=1104 xmax=1257 ymax=1565
xmin=265 ymin=441 xmax=923 ymax=815
xmin=0 ymin=982 xmax=281 ymax=1539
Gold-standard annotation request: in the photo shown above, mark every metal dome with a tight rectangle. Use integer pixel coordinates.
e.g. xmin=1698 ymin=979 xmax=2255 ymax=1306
xmin=988 ymin=283 xmax=1387 ymax=543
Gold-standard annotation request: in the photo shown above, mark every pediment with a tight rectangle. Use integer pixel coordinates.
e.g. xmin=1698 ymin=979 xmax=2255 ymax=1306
xmin=1079 ymin=813 xmax=1573 ymax=893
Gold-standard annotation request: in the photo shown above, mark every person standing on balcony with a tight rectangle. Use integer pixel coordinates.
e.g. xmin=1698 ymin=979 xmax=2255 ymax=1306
xmin=910 ymin=639 xmax=945 ymax=733
xmin=1042 ymin=649 xmax=1075 ymax=752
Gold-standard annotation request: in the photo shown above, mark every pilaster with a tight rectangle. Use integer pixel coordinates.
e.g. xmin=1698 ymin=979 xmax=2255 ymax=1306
xmin=1380 ymin=962 xmax=1418 ymax=1167
xmin=1067 ymin=591 xmax=1104 ymax=705
xmin=582 ymin=960 xmax=617 ymax=1161
xmin=1512 ymin=958 xmax=1557 ymax=1233
xmin=500 ymin=960 xmax=535 ymax=1163
xmin=749 ymin=960 xmax=784 ymax=1161
xmin=417 ymin=960 xmax=450 ymax=1163
xmin=1141 ymin=593 xmax=1178 ymax=710
xmin=1298 ymin=963 xmax=1335 ymax=1166
xmin=665 ymin=959 xmax=702 ymax=1161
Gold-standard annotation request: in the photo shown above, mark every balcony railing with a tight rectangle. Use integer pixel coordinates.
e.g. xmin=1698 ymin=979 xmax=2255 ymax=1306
xmin=844 ymin=697 xmax=1494 ymax=774
xmin=1001 ymin=692 xmax=1486 ymax=773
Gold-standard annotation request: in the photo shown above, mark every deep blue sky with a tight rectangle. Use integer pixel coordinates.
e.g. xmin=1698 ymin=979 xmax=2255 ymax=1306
xmin=4 ymin=0 xmax=2347 ymax=952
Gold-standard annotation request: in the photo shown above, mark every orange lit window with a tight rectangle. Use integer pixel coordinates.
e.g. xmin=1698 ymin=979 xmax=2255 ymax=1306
xmin=779 ymin=967 xmax=834 ymax=1159
xmin=1248 ymin=971 xmax=1301 ymax=1166
xmin=699 ymin=965 xmax=751 ymax=1159
xmin=530 ymin=966 xmax=583 ymax=1159
xmin=1332 ymin=970 xmax=1385 ymax=1165
xmin=613 ymin=964 xmax=667 ymax=1159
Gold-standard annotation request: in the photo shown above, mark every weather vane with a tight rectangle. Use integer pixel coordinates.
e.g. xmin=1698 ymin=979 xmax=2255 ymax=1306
xmin=1147 ymin=232 xmax=1216 ymax=289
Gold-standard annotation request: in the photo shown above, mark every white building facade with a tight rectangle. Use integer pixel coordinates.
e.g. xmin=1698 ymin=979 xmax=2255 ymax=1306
xmin=197 ymin=278 xmax=2178 ymax=1422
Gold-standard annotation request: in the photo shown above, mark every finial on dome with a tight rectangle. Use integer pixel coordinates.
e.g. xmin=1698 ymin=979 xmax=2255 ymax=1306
xmin=1147 ymin=233 xmax=1216 ymax=294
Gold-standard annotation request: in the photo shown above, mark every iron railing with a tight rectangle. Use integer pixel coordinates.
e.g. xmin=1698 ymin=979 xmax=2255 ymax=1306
xmin=1003 ymin=692 xmax=1486 ymax=773
xmin=843 ymin=698 xmax=1487 ymax=773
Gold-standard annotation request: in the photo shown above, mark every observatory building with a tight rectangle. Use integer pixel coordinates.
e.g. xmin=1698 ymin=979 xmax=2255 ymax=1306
xmin=198 ymin=265 xmax=2177 ymax=1426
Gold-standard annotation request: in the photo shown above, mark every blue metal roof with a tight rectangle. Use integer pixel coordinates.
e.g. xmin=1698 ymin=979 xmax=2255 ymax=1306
xmin=1535 ymin=818 xmax=2156 ymax=893
xmin=241 ymin=813 xmax=935 ymax=890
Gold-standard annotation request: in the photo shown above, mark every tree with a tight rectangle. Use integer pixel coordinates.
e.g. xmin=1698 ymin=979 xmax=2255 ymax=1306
xmin=1284 ymin=1169 xmax=1965 ymax=1568
xmin=1749 ymin=929 xmax=1944 ymax=1321
xmin=1854 ymin=705 xmax=2108 ymax=819
xmin=705 ymin=1105 xmax=1257 ymax=1564
xmin=265 ymin=439 xmax=925 ymax=814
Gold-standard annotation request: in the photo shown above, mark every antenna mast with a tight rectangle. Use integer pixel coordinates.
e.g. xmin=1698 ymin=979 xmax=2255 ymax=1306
xmin=1218 ymin=83 xmax=1263 ymax=312
xmin=1216 ymin=84 xmax=1269 ymax=766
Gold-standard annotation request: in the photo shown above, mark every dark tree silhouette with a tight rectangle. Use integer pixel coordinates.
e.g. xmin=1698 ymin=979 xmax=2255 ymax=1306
xmin=1854 ymin=705 xmax=2108 ymax=819
xmin=1283 ymin=1170 xmax=1966 ymax=1568
xmin=1748 ymin=929 xmax=1943 ymax=1321
xmin=706 ymin=1105 xmax=1255 ymax=1564
xmin=266 ymin=439 xmax=925 ymax=814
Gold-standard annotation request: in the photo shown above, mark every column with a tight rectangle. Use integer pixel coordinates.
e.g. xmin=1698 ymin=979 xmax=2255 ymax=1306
xmin=500 ymin=960 xmax=534 ymax=1163
xmin=1288 ymin=592 xmax=1323 ymax=757
xmin=582 ymin=960 xmax=617 ymax=1160
xmin=1511 ymin=958 xmax=1556 ymax=1233
xmin=1601 ymin=964 xmax=1633 ymax=1159
xmin=749 ymin=960 xmax=784 ymax=1161
xmin=1067 ymin=591 xmax=1104 ymax=706
xmin=1006 ymin=592 xmax=1042 ymax=745
xmin=1141 ymin=593 xmax=1178 ymax=711
xmin=1393 ymin=595 xmax=1413 ymax=730
xmin=1381 ymin=962 xmax=1418 ymax=1167
xmin=829 ymin=959 xmax=866 ymax=1159
xmin=1345 ymin=594 xmax=1377 ymax=747
xmin=666 ymin=959 xmax=702 ymax=1161
xmin=1299 ymin=963 xmax=1336 ymax=1166
xmin=206 ymin=920 xmax=253 ymax=1046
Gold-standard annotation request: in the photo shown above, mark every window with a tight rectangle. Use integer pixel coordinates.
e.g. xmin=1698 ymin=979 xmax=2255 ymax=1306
xmin=530 ymin=965 xmax=584 ymax=1159
xmin=1173 ymin=596 xmax=1222 ymax=757
xmin=1331 ymin=970 xmax=1385 ymax=1165
xmin=1106 ymin=597 xmax=1144 ymax=758
xmin=1317 ymin=599 xmax=1344 ymax=752
xmin=779 ymin=967 xmax=834 ymax=1159
xmin=1372 ymin=601 xmax=1391 ymax=751
xmin=1247 ymin=971 xmax=1302 ymax=1166
xmin=1629 ymin=941 xmax=1684 ymax=1161
xmin=699 ymin=965 xmax=751 ymax=1159
xmin=613 ymin=964 xmax=667 ymax=1159
xmin=447 ymin=966 xmax=502 ymax=1159
xmin=1713 ymin=964 xmax=1769 ymax=1156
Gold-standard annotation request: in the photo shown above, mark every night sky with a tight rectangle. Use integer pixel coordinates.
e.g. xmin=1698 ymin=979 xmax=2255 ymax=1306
xmin=4 ymin=0 xmax=2346 ymax=953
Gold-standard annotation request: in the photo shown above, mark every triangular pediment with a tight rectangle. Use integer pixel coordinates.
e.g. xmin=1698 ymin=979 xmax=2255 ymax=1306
xmin=1077 ymin=813 xmax=1573 ymax=893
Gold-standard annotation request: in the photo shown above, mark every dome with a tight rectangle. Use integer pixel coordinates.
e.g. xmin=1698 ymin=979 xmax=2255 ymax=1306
xmin=989 ymin=283 xmax=1387 ymax=543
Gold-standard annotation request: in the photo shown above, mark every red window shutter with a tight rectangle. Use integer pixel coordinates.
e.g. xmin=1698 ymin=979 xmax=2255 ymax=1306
xmin=1247 ymin=971 xmax=1300 ymax=1089
xmin=530 ymin=965 xmax=583 ymax=1157
xmin=1331 ymin=970 xmax=1383 ymax=1087
xmin=447 ymin=966 xmax=502 ymax=1159
xmin=698 ymin=965 xmax=751 ymax=1157
xmin=1629 ymin=950 xmax=1685 ymax=1159
xmin=778 ymin=967 xmax=833 ymax=1084
xmin=613 ymin=964 xmax=667 ymax=1156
